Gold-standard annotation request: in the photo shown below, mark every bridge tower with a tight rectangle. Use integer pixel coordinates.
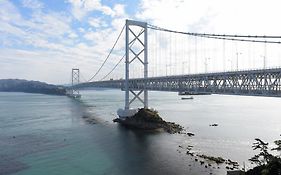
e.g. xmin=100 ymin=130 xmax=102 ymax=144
xmin=118 ymin=19 xmax=148 ymax=117
xmin=70 ymin=68 xmax=81 ymax=98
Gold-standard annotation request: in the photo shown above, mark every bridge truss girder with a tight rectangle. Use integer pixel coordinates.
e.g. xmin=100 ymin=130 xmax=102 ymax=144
xmin=77 ymin=68 xmax=281 ymax=97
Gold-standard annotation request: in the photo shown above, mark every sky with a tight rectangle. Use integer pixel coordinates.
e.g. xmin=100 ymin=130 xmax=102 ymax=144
xmin=1 ymin=0 xmax=281 ymax=84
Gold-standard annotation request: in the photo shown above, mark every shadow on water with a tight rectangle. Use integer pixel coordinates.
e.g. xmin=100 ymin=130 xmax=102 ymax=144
xmin=69 ymin=98 xmax=175 ymax=174
xmin=0 ymin=94 xmax=211 ymax=175
xmin=68 ymin=97 xmax=203 ymax=175
xmin=0 ymin=155 xmax=29 ymax=175
xmin=68 ymin=97 xmax=105 ymax=125
xmin=98 ymin=124 xmax=181 ymax=175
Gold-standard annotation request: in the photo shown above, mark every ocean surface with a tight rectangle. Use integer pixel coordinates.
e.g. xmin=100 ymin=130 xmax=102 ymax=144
xmin=0 ymin=90 xmax=280 ymax=175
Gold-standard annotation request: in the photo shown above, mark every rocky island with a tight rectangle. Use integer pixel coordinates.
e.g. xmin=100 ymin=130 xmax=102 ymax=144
xmin=0 ymin=79 xmax=66 ymax=95
xmin=113 ymin=108 xmax=184 ymax=134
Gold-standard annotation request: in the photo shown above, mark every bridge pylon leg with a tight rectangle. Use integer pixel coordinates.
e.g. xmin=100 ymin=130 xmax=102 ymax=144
xmin=118 ymin=19 xmax=148 ymax=118
xmin=68 ymin=68 xmax=81 ymax=98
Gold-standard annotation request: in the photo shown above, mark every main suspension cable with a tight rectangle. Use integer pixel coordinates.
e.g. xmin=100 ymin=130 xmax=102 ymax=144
xmin=99 ymin=55 xmax=125 ymax=81
xmin=99 ymin=29 xmax=145 ymax=81
xmin=148 ymin=24 xmax=281 ymax=44
xmin=87 ymin=25 xmax=125 ymax=82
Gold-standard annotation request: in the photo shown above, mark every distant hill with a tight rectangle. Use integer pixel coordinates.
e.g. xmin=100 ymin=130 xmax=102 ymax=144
xmin=0 ymin=79 xmax=66 ymax=95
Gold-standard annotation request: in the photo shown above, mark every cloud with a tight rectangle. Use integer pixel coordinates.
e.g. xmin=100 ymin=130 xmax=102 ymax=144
xmin=0 ymin=1 xmax=81 ymax=83
xmin=0 ymin=0 xmax=22 ymax=22
xmin=114 ymin=4 xmax=126 ymax=17
xmin=136 ymin=0 xmax=215 ymax=31
xmin=134 ymin=0 xmax=281 ymax=75
xmin=68 ymin=0 xmax=115 ymax=20
xmin=0 ymin=1 xmax=75 ymax=51
xmin=8 ymin=0 xmax=281 ymax=83
xmin=22 ymin=0 xmax=44 ymax=9
xmin=0 ymin=21 xmax=27 ymax=38
xmin=136 ymin=0 xmax=281 ymax=34
xmin=68 ymin=32 xmax=78 ymax=39
xmin=78 ymin=27 xmax=85 ymax=33
xmin=88 ymin=17 xmax=101 ymax=27
xmin=30 ymin=11 xmax=73 ymax=37
xmin=88 ymin=17 xmax=108 ymax=28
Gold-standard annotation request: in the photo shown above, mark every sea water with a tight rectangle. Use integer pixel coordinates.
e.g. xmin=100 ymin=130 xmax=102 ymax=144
xmin=0 ymin=90 xmax=280 ymax=175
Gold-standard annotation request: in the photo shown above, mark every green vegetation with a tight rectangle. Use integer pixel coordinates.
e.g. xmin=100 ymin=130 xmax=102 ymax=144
xmin=132 ymin=108 xmax=164 ymax=123
xmin=246 ymin=138 xmax=281 ymax=175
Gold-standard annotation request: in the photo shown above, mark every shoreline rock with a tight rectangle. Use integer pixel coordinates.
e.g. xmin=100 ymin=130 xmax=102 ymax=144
xmin=179 ymin=143 xmax=240 ymax=171
xmin=113 ymin=108 xmax=183 ymax=134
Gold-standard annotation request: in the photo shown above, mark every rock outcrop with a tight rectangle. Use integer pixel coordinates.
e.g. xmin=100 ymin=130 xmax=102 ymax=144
xmin=113 ymin=108 xmax=183 ymax=134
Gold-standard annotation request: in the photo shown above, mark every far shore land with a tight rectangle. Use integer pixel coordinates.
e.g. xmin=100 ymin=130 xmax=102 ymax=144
xmin=0 ymin=79 xmax=66 ymax=96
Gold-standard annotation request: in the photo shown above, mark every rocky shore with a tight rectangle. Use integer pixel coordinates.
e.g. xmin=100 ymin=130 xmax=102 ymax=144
xmin=179 ymin=143 xmax=240 ymax=171
xmin=113 ymin=108 xmax=183 ymax=134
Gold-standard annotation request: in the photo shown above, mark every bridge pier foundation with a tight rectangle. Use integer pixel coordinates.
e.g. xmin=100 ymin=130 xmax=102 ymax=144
xmin=117 ymin=108 xmax=138 ymax=118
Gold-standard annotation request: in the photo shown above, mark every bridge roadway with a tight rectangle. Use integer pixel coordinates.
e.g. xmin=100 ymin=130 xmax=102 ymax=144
xmin=76 ymin=68 xmax=281 ymax=97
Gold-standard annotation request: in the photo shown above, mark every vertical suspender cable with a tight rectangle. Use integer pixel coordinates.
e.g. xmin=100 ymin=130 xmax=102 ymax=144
xmin=223 ymin=40 xmax=226 ymax=71
xmin=169 ymin=32 xmax=172 ymax=75
xmin=195 ymin=36 xmax=198 ymax=73
xmin=88 ymin=25 xmax=125 ymax=82
xmin=188 ymin=35 xmax=191 ymax=74
xmin=264 ymin=41 xmax=267 ymax=68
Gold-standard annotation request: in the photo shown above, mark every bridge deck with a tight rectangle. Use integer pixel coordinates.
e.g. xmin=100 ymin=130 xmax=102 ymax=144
xmin=76 ymin=68 xmax=281 ymax=97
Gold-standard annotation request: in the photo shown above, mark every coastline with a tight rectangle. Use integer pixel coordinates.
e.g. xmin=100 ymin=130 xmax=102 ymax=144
xmin=0 ymin=79 xmax=66 ymax=96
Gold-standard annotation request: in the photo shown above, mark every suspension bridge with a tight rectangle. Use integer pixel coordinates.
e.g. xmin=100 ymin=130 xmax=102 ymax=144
xmin=68 ymin=19 xmax=281 ymax=117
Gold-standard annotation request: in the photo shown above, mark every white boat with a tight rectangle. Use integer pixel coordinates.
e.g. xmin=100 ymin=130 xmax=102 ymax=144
xmin=67 ymin=93 xmax=81 ymax=99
